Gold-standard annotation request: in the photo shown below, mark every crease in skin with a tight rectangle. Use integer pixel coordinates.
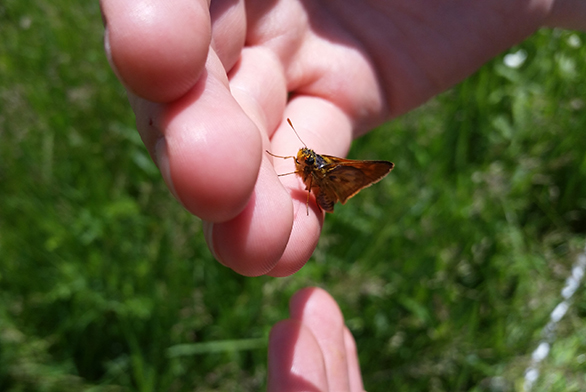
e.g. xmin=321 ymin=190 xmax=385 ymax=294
xmin=229 ymin=85 xmax=269 ymax=132
xmin=227 ymin=46 xmax=289 ymax=135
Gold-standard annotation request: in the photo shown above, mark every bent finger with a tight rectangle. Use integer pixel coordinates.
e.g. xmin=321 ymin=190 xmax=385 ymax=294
xmin=131 ymin=51 xmax=262 ymax=222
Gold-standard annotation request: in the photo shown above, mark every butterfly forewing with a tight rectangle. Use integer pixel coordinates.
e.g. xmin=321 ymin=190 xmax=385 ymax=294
xmin=322 ymin=157 xmax=394 ymax=203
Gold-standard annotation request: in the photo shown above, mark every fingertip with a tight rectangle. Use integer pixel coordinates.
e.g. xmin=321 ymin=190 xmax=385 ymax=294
xmin=266 ymin=202 xmax=322 ymax=277
xmin=289 ymin=287 xmax=341 ymax=322
xmin=268 ymin=320 xmax=328 ymax=392
xmin=102 ymin=0 xmax=211 ymax=102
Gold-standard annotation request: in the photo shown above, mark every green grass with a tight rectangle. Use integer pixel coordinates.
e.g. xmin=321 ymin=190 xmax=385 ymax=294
xmin=1 ymin=2 xmax=586 ymax=391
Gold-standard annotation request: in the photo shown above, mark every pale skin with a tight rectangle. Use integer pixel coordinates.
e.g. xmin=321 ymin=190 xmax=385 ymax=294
xmin=100 ymin=1 xmax=584 ymax=389
xmin=267 ymin=287 xmax=363 ymax=392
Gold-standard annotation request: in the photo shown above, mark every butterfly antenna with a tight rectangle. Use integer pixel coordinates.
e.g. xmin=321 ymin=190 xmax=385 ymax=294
xmin=287 ymin=118 xmax=307 ymax=148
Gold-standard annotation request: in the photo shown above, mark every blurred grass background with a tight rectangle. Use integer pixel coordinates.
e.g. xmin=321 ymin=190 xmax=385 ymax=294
xmin=1 ymin=1 xmax=586 ymax=391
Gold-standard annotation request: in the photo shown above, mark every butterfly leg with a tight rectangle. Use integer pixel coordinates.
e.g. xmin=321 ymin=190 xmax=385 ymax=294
xmin=305 ymin=176 xmax=312 ymax=216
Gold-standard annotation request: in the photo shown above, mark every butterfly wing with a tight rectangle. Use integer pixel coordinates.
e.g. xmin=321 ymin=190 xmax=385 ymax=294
xmin=313 ymin=185 xmax=338 ymax=212
xmin=321 ymin=156 xmax=394 ymax=204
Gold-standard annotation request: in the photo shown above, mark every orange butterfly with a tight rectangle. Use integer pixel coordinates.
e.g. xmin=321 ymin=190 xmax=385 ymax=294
xmin=267 ymin=119 xmax=394 ymax=214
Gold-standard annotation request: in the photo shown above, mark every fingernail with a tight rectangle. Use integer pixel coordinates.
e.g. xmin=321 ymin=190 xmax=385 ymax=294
xmin=203 ymin=221 xmax=225 ymax=266
xmin=155 ymin=137 xmax=179 ymax=200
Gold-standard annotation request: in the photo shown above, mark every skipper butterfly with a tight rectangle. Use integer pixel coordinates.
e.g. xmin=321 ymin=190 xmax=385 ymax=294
xmin=267 ymin=119 xmax=394 ymax=214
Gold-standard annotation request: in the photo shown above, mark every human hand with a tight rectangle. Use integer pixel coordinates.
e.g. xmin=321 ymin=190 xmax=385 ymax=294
xmin=100 ymin=0 xmax=584 ymax=276
xmin=268 ymin=287 xmax=363 ymax=392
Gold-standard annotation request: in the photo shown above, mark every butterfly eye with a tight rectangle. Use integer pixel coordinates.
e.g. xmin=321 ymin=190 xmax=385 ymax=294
xmin=306 ymin=156 xmax=314 ymax=165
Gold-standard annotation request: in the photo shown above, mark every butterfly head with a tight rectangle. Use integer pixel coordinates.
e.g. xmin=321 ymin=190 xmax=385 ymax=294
xmin=298 ymin=147 xmax=324 ymax=168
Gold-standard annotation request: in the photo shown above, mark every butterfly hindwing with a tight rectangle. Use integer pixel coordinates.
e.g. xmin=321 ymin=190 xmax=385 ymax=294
xmin=313 ymin=186 xmax=337 ymax=212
